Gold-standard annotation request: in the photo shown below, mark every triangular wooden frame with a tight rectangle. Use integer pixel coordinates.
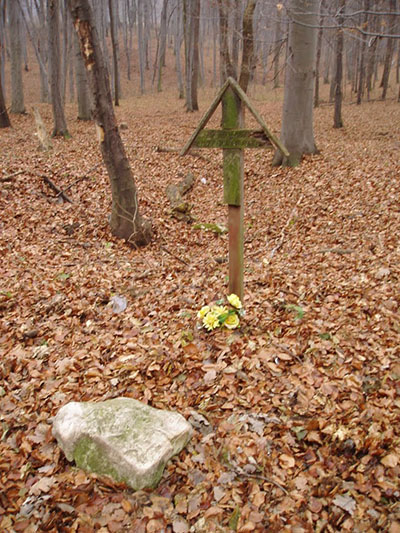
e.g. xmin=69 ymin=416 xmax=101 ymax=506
xmin=180 ymin=77 xmax=289 ymax=157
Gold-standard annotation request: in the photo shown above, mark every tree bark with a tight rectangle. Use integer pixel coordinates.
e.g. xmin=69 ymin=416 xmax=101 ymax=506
xmin=8 ymin=0 xmax=25 ymax=113
xmin=184 ymin=0 xmax=200 ymax=112
xmin=156 ymin=0 xmax=169 ymax=92
xmin=273 ymin=0 xmax=318 ymax=167
xmin=137 ymin=0 xmax=146 ymax=93
xmin=357 ymin=1 xmax=369 ymax=105
xmin=74 ymin=31 xmax=91 ymax=120
xmin=239 ymin=0 xmax=257 ymax=93
xmin=314 ymin=0 xmax=324 ymax=107
xmin=108 ymin=0 xmax=120 ymax=106
xmin=17 ymin=0 xmax=50 ymax=103
xmin=333 ymin=0 xmax=345 ymax=128
xmin=381 ymin=0 xmax=396 ymax=100
xmin=0 ymin=53 xmax=11 ymax=128
xmin=273 ymin=4 xmax=282 ymax=88
xmin=48 ymin=0 xmax=70 ymax=137
xmin=68 ymin=0 xmax=152 ymax=246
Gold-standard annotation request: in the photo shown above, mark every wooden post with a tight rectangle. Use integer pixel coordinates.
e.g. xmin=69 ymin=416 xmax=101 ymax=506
xmin=222 ymin=87 xmax=244 ymax=300
xmin=180 ymin=78 xmax=288 ymax=301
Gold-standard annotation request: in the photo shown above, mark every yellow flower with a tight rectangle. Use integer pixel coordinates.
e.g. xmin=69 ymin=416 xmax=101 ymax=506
xmin=197 ymin=305 xmax=210 ymax=319
xmin=202 ymin=311 xmax=220 ymax=331
xmin=227 ymin=294 xmax=242 ymax=309
xmin=211 ymin=305 xmax=228 ymax=317
xmin=223 ymin=313 xmax=240 ymax=329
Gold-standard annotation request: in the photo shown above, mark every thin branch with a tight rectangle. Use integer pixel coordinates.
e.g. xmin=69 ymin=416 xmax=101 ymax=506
xmin=42 ymin=176 xmax=73 ymax=203
xmin=0 ymin=170 xmax=24 ymax=182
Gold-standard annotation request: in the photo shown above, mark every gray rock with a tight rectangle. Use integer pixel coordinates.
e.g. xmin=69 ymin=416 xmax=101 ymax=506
xmin=52 ymin=398 xmax=192 ymax=490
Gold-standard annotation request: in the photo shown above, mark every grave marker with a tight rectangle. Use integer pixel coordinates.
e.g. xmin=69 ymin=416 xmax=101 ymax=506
xmin=181 ymin=77 xmax=288 ymax=300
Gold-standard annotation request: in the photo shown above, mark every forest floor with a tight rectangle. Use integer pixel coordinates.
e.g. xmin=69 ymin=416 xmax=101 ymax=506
xmin=1 ymin=89 xmax=400 ymax=533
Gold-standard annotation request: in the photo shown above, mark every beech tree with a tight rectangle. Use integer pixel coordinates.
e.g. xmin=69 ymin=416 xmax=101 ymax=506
xmin=8 ymin=0 xmax=25 ymax=114
xmin=0 ymin=53 xmax=11 ymax=128
xmin=48 ymin=0 xmax=70 ymax=137
xmin=273 ymin=0 xmax=319 ymax=167
xmin=183 ymin=0 xmax=200 ymax=111
xmin=67 ymin=0 xmax=152 ymax=246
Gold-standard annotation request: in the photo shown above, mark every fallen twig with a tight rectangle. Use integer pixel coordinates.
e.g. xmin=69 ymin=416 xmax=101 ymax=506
xmin=42 ymin=176 xmax=73 ymax=203
xmin=230 ymin=463 xmax=289 ymax=495
xmin=160 ymin=245 xmax=190 ymax=266
xmin=271 ymin=342 xmax=302 ymax=364
xmin=55 ymin=162 xmax=102 ymax=198
xmin=0 ymin=170 xmax=24 ymax=182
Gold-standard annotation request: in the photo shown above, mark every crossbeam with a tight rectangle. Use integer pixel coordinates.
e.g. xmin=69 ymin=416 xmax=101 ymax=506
xmin=193 ymin=129 xmax=273 ymax=150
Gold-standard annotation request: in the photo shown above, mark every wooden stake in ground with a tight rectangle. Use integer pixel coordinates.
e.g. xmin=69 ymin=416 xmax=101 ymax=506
xmin=181 ymin=77 xmax=288 ymax=300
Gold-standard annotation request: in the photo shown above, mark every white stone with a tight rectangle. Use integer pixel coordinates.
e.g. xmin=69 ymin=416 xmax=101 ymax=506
xmin=52 ymin=398 xmax=192 ymax=490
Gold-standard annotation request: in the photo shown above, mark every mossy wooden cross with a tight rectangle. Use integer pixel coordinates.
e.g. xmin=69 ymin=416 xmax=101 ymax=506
xmin=181 ymin=77 xmax=288 ymax=300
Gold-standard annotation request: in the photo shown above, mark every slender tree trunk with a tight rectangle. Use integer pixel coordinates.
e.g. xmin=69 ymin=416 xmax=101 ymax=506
xmin=190 ymin=0 xmax=200 ymax=110
xmin=273 ymin=0 xmax=318 ymax=167
xmin=48 ymin=0 xmax=70 ymax=137
xmin=357 ymin=1 xmax=369 ymax=105
xmin=174 ymin=1 xmax=184 ymax=98
xmin=333 ymin=0 xmax=345 ymax=128
xmin=0 ymin=53 xmax=11 ymax=128
xmin=381 ymin=0 xmax=396 ymax=100
xmin=68 ymin=0 xmax=152 ymax=246
xmin=184 ymin=0 xmax=200 ymax=112
xmin=232 ymin=0 xmax=241 ymax=78
xmin=108 ymin=0 xmax=120 ymax=105
xmin=8 ymin=0 xmax=25 ymax=113
xmin=123 ymin=0 xmax=131 ymax=80
xmin=74 ymin=31 xmax=91 ymax=119
xmin=239 ymin=0 xmax=257 ymax=93
xmin=273 ymin=4 xmax=282 ymax=88
xmin=314 ymin=0 xmax=324 ymax=107
xmin=0 ymin=0 xmax=6 ymax=99
xmin=218 ymin=0 xmax=235 ymax=82
xmin=137 ymin=0 xmax=146 ymax=93
xmin=366 ymin=14 xmax=379 ymax=99
xmin=156 ymin=0 xmax=169 ymax=92
xmin=17 ymin=0 xmax=50 ymax=102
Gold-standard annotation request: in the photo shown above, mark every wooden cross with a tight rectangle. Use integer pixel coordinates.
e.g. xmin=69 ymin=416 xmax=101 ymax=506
xmin=181 ymin=77 xmax=288 ymax=301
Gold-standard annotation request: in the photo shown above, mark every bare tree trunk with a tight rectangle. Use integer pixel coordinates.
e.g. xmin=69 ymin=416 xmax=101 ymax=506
xmin=8 ymin=0 xmax=25 ymax=113
xmin=74 ymin=31 xmax=91 ymax=119
xmin=273 ymin=4 xmax=282 ymax=88
xmin=68 ymin=0 xmax=152 ymax=246
xmin=108 ymin=0 xmax=120 ymax=105
xmin=273 ymin=0 xmax=318 ymax=167
xmin=366 ymin=12 xmax=379 ymax=99
xmin=174 ymin=1 xmax=184 ymax=98
xmin=137 ymin=0 xmax=146 ymax=93
xmin=218 ymin=0 xmax=235 ymax=82
xmin=184 ymin=0 xmax=200 ymax=112
xmin=381 ymin=0 xmax=396 ymax=100
xmin=48 ymin=0 xmax=70 ymax=137
xmin=357 ymin=1 xmax=369 ymax=105
xmin=17 ymin=0 xmax=50 ymax=103
xmin=231 ymin=0 xmax=241 ymax=78
xmin=156 ymin=0 xmax=169 ymax=92
xmin=0 ymin=52 xmax=11 ymax=128
xmin=314 ymin=0 xmax=324 ymax=107
xmin=239 ymin=0 xmax=257 ymax=93
xmin=190 ymin=0 xmax=200 ymax=110
xmin=333 ymin=0 xmax=345 ymax=128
